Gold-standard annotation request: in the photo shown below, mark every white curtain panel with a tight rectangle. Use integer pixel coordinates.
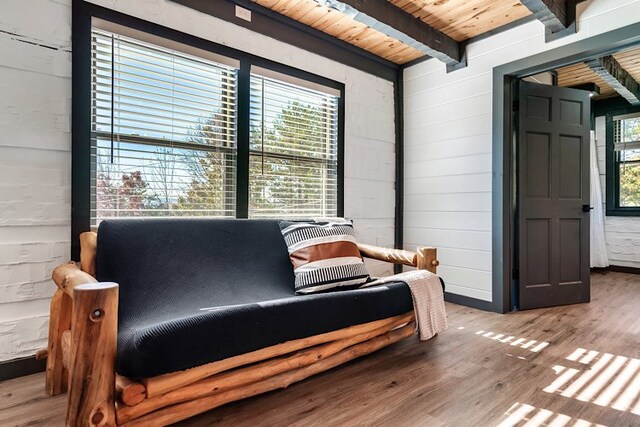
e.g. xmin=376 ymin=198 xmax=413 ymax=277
xmin=590 ymin=130 xmax=609 ymax=268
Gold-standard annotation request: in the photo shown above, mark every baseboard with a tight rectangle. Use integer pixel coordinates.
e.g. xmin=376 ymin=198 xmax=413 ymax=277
xmin=444 ymin=292 xmax=495 ymax=312
xmin=607 ymin=265 xmax=640 ymax=275
xmin=0 ymin=355 xmax=46 ymax=382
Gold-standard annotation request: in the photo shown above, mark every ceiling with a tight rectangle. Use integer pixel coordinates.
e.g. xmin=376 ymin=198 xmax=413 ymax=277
xmin=251 ymin=0 xmax=533 ymax=65
xmin=389 ymin=0 xmax=532 ymax=42
xmin=556 ymin=46 xmax=640 ymax=101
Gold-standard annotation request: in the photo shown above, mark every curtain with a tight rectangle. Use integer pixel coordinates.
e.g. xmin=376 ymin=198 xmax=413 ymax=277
xmin=590 ymin=130 xmax=609 ymax=268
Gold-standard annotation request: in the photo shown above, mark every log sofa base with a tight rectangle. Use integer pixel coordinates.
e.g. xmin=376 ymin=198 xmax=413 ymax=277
xmin=46 ymin=232 xmax=438 ymax=426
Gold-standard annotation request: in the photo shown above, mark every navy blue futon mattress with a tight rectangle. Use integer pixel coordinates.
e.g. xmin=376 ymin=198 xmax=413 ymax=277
xmin=96 ymin=218 xmax=413 ymax=379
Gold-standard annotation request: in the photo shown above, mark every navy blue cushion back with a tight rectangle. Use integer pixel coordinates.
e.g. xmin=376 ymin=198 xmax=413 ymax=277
xmin=96 ymin=218 xmax=295 ymax=314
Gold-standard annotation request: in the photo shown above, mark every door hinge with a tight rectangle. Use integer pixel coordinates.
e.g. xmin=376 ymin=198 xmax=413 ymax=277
xmin=512 ymin=269 xmax=519 ymax=280
xmin=512 ymin=100 xmax=519 ymax=112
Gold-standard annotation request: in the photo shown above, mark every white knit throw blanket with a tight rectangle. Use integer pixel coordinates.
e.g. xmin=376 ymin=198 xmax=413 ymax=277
xmin=361 ymin=270 xmax=447 ymax=340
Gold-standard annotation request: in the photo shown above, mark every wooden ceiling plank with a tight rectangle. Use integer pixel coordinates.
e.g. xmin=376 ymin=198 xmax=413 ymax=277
xmin=398 ymin=0 xmax=532 ymax=42
xmin=434 ymin=2 xmax=530 ymax=41
xmin=272 ymin=0 xmax=304 ymax=14
xmin=323 ymin=15 xmax=353 ymax=38
xmin=287 ymin=0 xmax=319 ymax=20
xmin=296 ymin=3 xmax=332 ymax=26
xmin=398 ymin=50 xmax=427 ymax=65
xmin=586 ymin=56 xmax=640 ymax=106
xmin=333 ymin=21 xmax=368 ymax=41
xmin=254 ymin=0 xmax=283 ymax=8
xmin=328 ymin=0 xmax=462 ymax=66
xmin=556 ymin=61 xmax=616 ymax=98
xmin=312 ymin=9 xmax=344 ymax=31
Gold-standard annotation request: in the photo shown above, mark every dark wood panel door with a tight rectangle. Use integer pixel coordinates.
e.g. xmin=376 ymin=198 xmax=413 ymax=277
xmin=517 ymin=80 xmax=591 ymax=310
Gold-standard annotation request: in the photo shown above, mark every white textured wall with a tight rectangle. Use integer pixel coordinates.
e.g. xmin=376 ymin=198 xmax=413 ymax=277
xmin=404 ymin=0 xmax=640 ymax=302
xmin=0 ymin=0 xmax=396 ymax=362
xmin=0 ymin=0 xmax=72 ymax=362
xmin=595 ymin=116 xmax=640 ymax=268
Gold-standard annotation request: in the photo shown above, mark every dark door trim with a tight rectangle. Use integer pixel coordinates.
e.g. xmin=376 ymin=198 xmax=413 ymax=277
xmin=492 ymin=22 xmax=640 ymax=313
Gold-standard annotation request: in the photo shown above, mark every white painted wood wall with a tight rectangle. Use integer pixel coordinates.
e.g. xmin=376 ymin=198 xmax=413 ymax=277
xmin=595 ymin=116 xmax=640 ymax=268
xmin=0 ymin=0 xmax=397 ymax=362
xmin=404 ymin=0 xmax=640 ymax=302
xmin=0 ymin=0 xmax=72 ymax=363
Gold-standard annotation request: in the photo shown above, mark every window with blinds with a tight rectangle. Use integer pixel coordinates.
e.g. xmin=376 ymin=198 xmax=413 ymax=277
xmin=248 ymin=74 xmax=339 ymax=218
xmin=91 ymin=29 xmax=238 ymax=224
xmin=612 ymin=113 xmax=640 ymax=208
xmin=89 ymin=27 xmax=342 ymax=225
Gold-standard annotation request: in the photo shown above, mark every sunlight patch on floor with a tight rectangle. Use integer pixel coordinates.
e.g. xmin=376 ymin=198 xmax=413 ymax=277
xmin=543 ymin=349 xmax=640 ymax=415
xmin=498 ymin=402 xmax=606 ymax=427
xmin=475 ymin=330 xmax=549 ymax=353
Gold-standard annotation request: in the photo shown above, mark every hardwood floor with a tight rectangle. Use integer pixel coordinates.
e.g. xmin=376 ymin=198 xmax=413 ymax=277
xmin=1 ymin=271 xmax=639 ymax=426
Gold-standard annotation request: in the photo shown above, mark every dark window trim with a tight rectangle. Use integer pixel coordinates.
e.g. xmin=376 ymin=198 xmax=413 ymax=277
xmin=605 ymin=106 xmax=640 ymax=216
xmin=72 ymin=0 xmax=345 ymax=258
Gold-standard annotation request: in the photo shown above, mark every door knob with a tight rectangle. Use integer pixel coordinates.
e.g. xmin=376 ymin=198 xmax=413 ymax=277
xmin=582 ymin=205 xmax=594 ymax=213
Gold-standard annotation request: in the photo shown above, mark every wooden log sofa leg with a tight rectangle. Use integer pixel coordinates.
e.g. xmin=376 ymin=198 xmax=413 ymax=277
xmin=67 ymin=282 xmax=119 ymax=427
xmin=48 ymin=231 xmax=120 ymax=427
xmin=45 ymin=289 xmax=72 ymax=396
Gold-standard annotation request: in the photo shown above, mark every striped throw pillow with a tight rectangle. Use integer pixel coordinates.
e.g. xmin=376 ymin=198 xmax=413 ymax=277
xmin=279 ymin=219 xmax=370 ymax=294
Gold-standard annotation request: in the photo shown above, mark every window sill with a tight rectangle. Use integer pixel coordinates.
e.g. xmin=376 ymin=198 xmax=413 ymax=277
xmin=606 ymin=208 xmax=640 ymax=217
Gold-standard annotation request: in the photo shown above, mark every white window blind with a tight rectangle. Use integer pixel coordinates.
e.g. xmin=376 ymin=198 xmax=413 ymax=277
xmin=248 ymin=73 xmax=339 ymax=218
xmin=613 ymin=113 xmax=640 ymax=151
xmin=91 ymin=29 xmax=238 ymax=225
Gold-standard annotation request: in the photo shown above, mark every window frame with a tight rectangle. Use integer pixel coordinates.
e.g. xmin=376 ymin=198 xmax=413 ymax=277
xmin=72 ymin=2 xmax=345 ymax=258
xmin=605 ymin=105 xmax=640 ymax=217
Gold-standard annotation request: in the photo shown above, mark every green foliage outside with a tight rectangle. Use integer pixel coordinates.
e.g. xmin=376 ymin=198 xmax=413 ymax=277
xmin=96 ymin=100 xmax=335 ymax=218
xmin=618 ymin=117 xmax=640 ymax=207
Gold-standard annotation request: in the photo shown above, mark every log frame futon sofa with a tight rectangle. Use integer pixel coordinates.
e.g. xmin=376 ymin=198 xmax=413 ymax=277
xmin=44 ymin=219 xmax=439 ymax=426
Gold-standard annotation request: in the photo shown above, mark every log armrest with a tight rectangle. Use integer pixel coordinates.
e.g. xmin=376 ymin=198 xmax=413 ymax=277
xmin=52 ymin=261 xmax=99 ymax=296
xmin=357 ymin=243 xmax=439 ymax=274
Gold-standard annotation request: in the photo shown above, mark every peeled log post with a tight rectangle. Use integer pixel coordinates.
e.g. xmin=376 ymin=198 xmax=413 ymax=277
xmin=416 ymin=247 xmax=439 ymax=274
xmin=116 ymin=376 xmax=146 ymax=407
xmin=67 ymin=282 xmax=119 ymax=427
xmin=122 ymin=322 xmax=415 ymax=426
xmin=52 ymin=262 xmax=98 ymax=297
xmin=45 ymin=289 xmax=72 ymax=396
xmin=61 ymin=330 xmax=71 ymax=370
xmin=143 ymin=312 xmax=412 ymax=398
xmin=357 ymin=243 xmax=417 ymax=267
xmin=117 ymin=314 xmax=413 ymax=423
xmin=80 ymin=232 xmax=98 ymax=277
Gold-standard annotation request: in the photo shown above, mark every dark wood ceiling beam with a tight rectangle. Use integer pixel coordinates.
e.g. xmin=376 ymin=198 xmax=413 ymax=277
xmin=520 ymin=0 xmax=577 ymax=41
xmin=586 ymin=56 xmax=640 ymax=106
xmin=328 ymin=0 xmax=463 ymax=68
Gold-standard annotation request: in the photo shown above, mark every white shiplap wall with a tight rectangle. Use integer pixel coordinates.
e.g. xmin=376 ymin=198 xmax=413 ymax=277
xmin=0 ymin=0 xmax=397 ymax=362
xmin=404 ymin=0 xmax=640 ymax=302
xmin=595 ymin=116 xmax=640 ymax=268
xmin=0 ymin=0 xmax=72 ymax=362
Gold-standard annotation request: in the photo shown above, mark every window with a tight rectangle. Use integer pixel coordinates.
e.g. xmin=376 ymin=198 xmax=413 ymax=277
xmin=89 ymin=28 xmax=342 ymax=226
xmin=607 ymin=111 xmax=640 ymax=216
xmin=91 ymin=29 xmax=238 ymax=224
xmin=249 ymin=73 xmax=339 ymax=218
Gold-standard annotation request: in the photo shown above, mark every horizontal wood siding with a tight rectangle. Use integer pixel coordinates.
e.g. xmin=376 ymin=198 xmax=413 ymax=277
xmin=0 ymin=0 xmax=72 ymax=361
xmin=404 ymin=0 xmax=640 ymax=303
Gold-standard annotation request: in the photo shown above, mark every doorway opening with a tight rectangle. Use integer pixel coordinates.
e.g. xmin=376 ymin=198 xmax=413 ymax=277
xmin=491 ymin=22 xmax=640 ymax=313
